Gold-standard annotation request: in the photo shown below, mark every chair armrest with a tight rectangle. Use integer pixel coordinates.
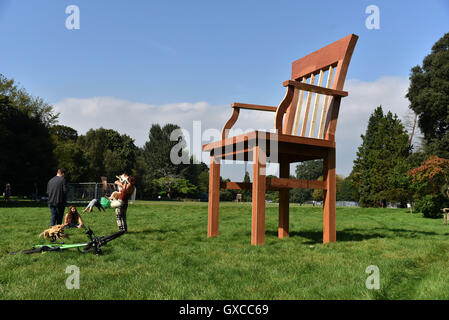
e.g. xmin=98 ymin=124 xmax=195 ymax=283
xmin=231 ymin=103 xmax=277 ymax=112
xmin=222 ymin=103 xmax=278 ymax=139
xmin=282 ymin=80 xmax=348 ymax=97
xmin=221 ymin=107 xmax=240 ymax=140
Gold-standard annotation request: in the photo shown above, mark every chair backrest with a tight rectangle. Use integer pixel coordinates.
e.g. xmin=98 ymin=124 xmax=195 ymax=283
xmin=281 ymin=34 xmax=358 ymax=140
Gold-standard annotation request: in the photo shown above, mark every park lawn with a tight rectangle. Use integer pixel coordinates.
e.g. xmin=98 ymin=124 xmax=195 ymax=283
xmin=1 ymin=201 xmax=449 ymax=300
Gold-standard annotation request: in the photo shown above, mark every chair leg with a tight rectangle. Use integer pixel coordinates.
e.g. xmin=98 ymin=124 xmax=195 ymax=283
xmin=278 ymin=161 xmax=289 ymax=238
xmin=252 ymin=146 xmax=266 ymax=245
xmin=323 ymin=148 xmax=336 ymax=244
xmin=208 ymin=155 xmax=220 ymax=237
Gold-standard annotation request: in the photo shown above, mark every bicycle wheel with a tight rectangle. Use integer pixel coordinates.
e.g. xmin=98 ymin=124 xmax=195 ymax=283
xmin=81 ymin=243 xmax=93 ymax=252
xmin=77 ymin=246 xmax=90 ymax=254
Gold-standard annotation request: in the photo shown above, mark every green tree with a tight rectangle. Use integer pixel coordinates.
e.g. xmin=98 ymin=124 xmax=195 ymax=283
xmin=409 ymin=156 xmax=449 ymax=217
xmin=295 ymin=160 xmax=323 ymax=180
xmin=292 ymin=160 xmax=323 ymax=203
xmin=50 ymin=125 xmax=89 ymax=182
xmin=407 ymin=32 xmax=449 ymax=158
xmin=142 ymin=123 xmax=187 ymax=179
xmin=52 ymin=141 xmax=89 ymax=183
xmin=337 ymin=176 xmax=358 ymax=201
xmin=219 ymin=177 xmax=237 ymax=201
xmin=352 ymin=106 xmax=411 ymax=207
xmin=50 ymin=125 xmax=78 ymax=141
xmin=133 ymin=150 xmax=155 ymax=199
xmin=77 ymin=128 xmax=137 ymax=181
xmin=179 ymin=157 xmax=209 ymax=197
xmin=312 ymin=175 xmax=344 ymax=202
xmin=352 ymin=106 xmax=384 ymax=205
xmin=153 ymin=175 xmax=197 ymax=199
xmin=387 ymin=159 xmax=414 ymax=207
xmin=0 ymin=95 xmax=56 ymax=195
xmin=198 ymin=171 xmax=209 ymax=194
xmin=0 ymin=74 xmax=58 ymax=127
xmin=242 ymin=171 xmax=251 ymax=201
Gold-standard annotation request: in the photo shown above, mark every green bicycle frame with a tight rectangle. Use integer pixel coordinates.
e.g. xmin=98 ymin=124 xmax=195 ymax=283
xmin=10 ymin=228 xmax=125 ymax=255
xmin=32 ymin=242 xmax=89 ymax=250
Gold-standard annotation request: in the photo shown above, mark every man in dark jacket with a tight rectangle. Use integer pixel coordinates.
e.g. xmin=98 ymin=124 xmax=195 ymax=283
xmin=47 ymin=168 xmax=68 ymax=226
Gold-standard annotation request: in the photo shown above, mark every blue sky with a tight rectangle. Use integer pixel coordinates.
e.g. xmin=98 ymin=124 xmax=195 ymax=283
xmin=1 ymin=0 xmax=448 ymax=180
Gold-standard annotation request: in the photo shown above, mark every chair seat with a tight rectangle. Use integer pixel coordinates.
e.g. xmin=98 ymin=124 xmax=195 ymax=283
xmin=202 ymin=130 xmax=335 ymax=163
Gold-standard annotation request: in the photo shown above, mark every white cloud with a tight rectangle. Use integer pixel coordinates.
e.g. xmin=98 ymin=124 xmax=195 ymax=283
xmin=53 ymin=76 xmax=415 ymax=180
xmin=53 ymin=96 xmax=276 ymax=150
xmin=54 ymin=97 xmax=226 ymax=147
xmin=337 ymin=76 xmax=417 ymax=176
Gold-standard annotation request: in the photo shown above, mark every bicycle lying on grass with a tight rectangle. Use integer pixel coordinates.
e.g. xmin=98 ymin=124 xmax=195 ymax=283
xmin=9 ymin=228 xmax=125 ymax=255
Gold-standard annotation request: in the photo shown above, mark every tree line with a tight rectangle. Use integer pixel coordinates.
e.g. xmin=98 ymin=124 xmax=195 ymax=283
xmin=343 ymin=32 xmax=449 ymax=216
xmin=0 ymin=74 xmax=209 ymax=200
xmin=1 ymin=32 xmax=448 ymax=213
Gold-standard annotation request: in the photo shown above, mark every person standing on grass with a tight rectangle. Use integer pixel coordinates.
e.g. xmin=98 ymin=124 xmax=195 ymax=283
xmin=114 ymin=175 xmax=135 ymax=232
xmin=47 ymin=168 xmax=68 ymax=226
xmin=3 ymin=183 xmax=11 ymax=202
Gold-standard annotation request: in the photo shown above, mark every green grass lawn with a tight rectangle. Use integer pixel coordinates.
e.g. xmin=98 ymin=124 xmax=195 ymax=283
xmin=1 ymin=201 xmax=449 ymax=299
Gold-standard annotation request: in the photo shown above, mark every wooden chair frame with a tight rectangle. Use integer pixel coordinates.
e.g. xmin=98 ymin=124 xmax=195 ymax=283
xmin=202 ymin=34 xmax=358 ymax=245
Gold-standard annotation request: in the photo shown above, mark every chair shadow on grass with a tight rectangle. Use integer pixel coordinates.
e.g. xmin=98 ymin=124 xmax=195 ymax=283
xmin=266 ymin=227 xmax=441 ymax=245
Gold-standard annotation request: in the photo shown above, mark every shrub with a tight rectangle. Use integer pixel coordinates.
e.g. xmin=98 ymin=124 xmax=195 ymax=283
xmin=415 ymin=194 xmax=448 ymax=218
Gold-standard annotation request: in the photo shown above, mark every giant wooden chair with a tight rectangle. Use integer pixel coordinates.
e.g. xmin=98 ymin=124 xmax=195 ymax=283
xmin=202 ymin=34 xmax=358 ymax=245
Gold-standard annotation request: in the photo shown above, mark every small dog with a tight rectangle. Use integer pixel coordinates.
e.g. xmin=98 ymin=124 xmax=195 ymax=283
xmin=116 ymin=174 xmax=129 ymax=186
xmin=108 ymin=174 xmax=129 ymax=200
xmin=39 ymin=224 xmax=66 ymax=241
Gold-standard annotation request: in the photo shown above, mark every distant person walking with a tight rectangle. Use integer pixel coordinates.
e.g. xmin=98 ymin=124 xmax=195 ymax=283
xmin=3 ymin=183 xmax=11 ymax=203
xmin=47 ymin=168 xmax=68 ymax=226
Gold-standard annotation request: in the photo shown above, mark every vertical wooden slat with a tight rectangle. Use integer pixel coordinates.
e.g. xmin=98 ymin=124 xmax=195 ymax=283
xmin=208 ymin=155 xmax=220 ymax=237
xmin=252 ymin=145 xmax=266 ymax=245
xmin=323 ymin=148 xmax=336 ymax=244
xmin=300 ymin=74 xmax=315 ymax=137
xmin=292 ymin=77 xmax=306 ymax=136
xmin=278 ymin=160 xmax=289 ymax=239
xmin=318 ymin=66 xmax=334 ymax=139
xmin=324 ymin=95 xmax=342 ymax=141
xmin=308 ymin=70 xmax=324 ymax=137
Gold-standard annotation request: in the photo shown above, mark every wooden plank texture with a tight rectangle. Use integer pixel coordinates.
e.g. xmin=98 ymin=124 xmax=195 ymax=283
xmin=323 ymin=148 xmax=336 ymax=243
xmin=252 ymin=146 xmax=266 ymax=245
xmin=283 ymin=80 xmax=348 ymax=97
xmin=208 ymin=156 xmax=221 ymax=237
xmin=278 ymin=161 xmax=290 ymax=238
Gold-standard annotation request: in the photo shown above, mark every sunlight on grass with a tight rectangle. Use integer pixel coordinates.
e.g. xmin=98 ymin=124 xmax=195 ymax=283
xmin=1 ymin=202 xmax=449 ymax=299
